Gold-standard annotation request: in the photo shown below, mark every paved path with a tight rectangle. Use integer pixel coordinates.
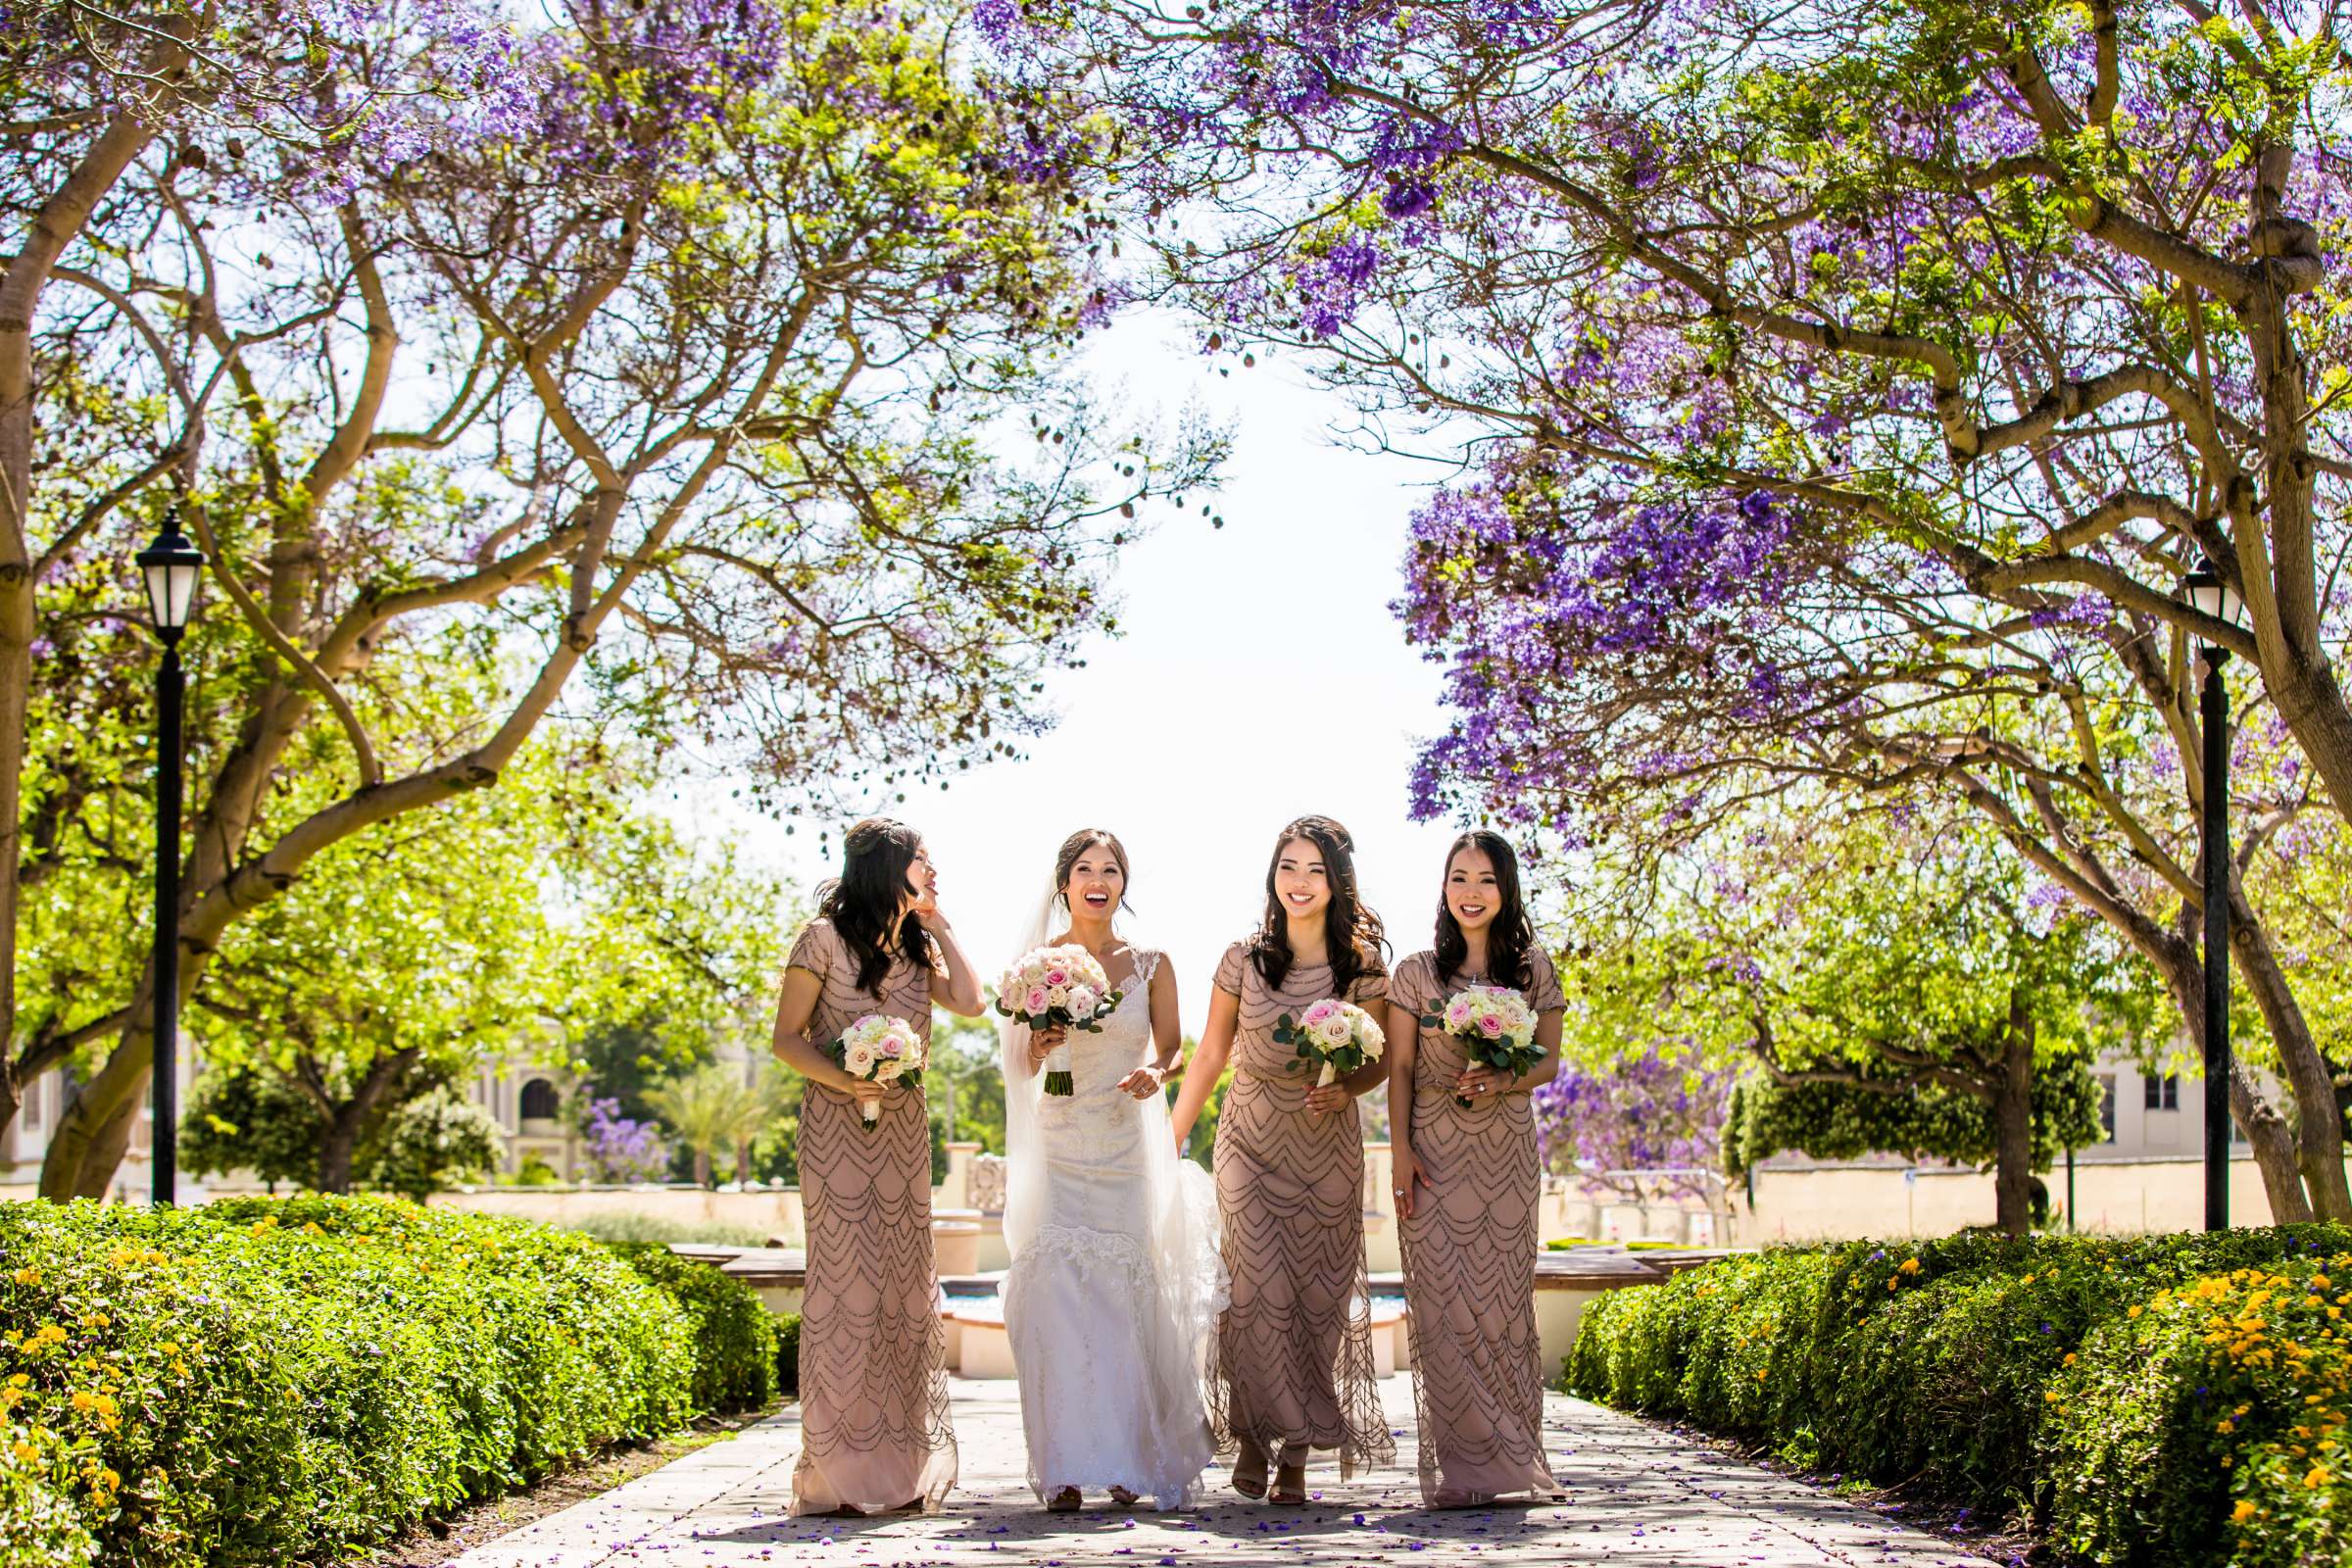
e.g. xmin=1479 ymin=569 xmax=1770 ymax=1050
xmin=450 ymin=1379 xmax=1995 ymax=1567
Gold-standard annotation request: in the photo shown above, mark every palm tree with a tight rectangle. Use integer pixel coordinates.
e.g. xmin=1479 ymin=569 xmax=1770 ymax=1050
xmin=644 ymin=1062 xmax=769 ymax=1188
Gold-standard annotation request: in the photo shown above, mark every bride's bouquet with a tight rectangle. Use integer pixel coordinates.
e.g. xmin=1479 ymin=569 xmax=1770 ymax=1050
xmin=1423 ymin=985 xmax=1543 ymax=1106
xmin=826 ymin=1013 xmax=927 ymax=1130
xmin=1274 ymin=998 xmax=1386 ymax=1091
xmin=996 ymin=944 xmax=1123 ymax=1097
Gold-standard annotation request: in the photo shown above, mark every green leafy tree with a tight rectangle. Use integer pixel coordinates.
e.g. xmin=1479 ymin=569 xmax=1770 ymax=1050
xmin=180 ymin=1065 xmax=323 ymax=1193
xmin=163 ymin=722 xmax=790 ymax=1193
xmin=926 ymin=1007 xmax=1007 ymax=1155
xmin=358 ymin=1085 xmax=505 ymax=1200
xmin=1705 ymin=814 xmax=2159 ymax=1236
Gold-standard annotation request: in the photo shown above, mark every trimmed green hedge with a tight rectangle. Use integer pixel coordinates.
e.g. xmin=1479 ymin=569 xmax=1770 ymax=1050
xmin=1566 ymin=1227 xmax=2352 ymax=1566
xmin=776 ymin=1310 xmax=801 ymax=1397
xmin=605 ymin=1243 xmax=776 ymax=1414
xmin=0 ymin=1196 xmax=773 ymax=1567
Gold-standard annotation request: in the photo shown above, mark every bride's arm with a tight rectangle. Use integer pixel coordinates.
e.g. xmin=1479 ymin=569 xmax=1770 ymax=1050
xmin=1168 ymin=985 xmax=1238 ymax=1149
xmin=1118 ymin=960 xmax=1185 ymax=1098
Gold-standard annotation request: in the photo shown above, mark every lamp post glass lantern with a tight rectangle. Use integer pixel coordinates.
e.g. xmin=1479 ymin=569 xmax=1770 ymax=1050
xmin=136 ymin=520 xmax=203 ymax=1207
xmin=2181 ymin=561 xmax=2237 ymax=1232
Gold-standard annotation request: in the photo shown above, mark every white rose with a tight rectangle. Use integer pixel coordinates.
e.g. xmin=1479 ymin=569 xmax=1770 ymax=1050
xmin=1046 ymin=984 xmax=1070 ymax=1009
xmin=1069 ymin=985 xmax=1099 ymax=1015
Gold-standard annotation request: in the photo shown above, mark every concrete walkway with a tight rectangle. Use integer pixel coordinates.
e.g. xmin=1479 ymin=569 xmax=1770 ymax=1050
xmin=449 ymin=1379 xmax=1996 ymax=1567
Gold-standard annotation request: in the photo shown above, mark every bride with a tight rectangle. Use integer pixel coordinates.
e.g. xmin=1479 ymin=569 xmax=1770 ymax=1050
xmin=999 ymin=828 xmax=1224 ymax=1511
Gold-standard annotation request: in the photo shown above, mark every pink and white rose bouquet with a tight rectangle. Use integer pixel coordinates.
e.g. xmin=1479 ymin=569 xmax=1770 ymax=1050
xmin=1422 ymin=985 xmax=1543 ymax=1106
xmin=1273 ymin=998 xmax=1386 ymax=1090
xmin=995 ymin=944 xmax=1123 ymax=1097
xmin=826 ymin=1012 xmax=927 ymax=1129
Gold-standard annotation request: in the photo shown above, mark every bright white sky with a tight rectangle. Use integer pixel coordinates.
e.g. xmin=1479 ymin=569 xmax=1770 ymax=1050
xmin=679 ymin=309 xmax=1478 ymax=1035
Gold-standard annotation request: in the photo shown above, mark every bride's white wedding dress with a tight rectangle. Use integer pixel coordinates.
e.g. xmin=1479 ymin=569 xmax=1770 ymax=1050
xmin=1001 ymin=945 xmax=1224 ymax=1508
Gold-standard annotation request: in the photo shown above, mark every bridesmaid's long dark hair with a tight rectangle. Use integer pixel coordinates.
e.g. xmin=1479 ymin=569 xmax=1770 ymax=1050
xmin=1433 ymin=829 xmax=1537 ymax=993
xmin=1250 ymin=814 xmax=1388 ymax=994
xmin=814 ymin=817 xmax=933 ymax=994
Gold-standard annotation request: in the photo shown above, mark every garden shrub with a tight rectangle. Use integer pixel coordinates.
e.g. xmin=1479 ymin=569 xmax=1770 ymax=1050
xmin=0 ymin=1417 xmax=95 ymax=1568
xmin=0 ymin=1195 xmax=772 ymax=1567
xmin=1567 ymin=1226 xmax=2352 ymax=1564
xmin=2044 ymin=1255 xmax=2352 ymax=1568
xmin=776 ymin=1311 xmax=802 ymax=1397
xmin=606 ymin=1243 xmax=777 ymax=1414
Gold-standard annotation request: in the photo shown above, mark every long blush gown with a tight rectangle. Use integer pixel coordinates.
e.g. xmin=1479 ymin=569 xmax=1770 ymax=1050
xmin=1207 ymin=940 xmax=1396 ymax=1477
xmin=786 ymin=917 xmax=957 ymax=1515
xmin=1389 ymin=949 xmax=1565 ymax=1504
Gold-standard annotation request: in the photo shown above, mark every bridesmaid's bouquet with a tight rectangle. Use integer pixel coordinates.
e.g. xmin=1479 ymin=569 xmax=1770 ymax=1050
xmin=827 ymin=1013 xmax=927 ymax=1130
xmin=995 ymin=944 xmax=1122 ymax=1097
xmin=1423 ymin=985 xmax=1543 ymax=1106
xmin=1274 ymin=998 xmax=1386 ymax=1090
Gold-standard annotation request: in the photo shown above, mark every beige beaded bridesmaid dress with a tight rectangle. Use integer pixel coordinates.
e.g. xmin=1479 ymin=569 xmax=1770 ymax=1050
xmin=1207 ymin=940 xmax=1396 ymax=1477
xmin=786 ymin=917 xmax=958 ymax=1516
xmin=1390 ymin=948 xmax=1566 ymax=1505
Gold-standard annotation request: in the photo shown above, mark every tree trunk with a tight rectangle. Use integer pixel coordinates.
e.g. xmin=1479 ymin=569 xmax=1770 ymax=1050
xmin=2230 ymin=892 xmax=2352 ymax=1220
xmin=317 ymin=1111 xmax=362 ymax=1195
xmin=40 ymin=1024 xmax=153 ymax=1200
xmin=1990 ymin=996 xmax=2034 ymax=1238
xmin=0 ymin=102 xmax=172 ymax=1175
xmin=2152 ymin=944 xmax=2313 ymax=1223
xmin=2230 ymin=1054 xmax=2312 ymax=1224
xmin=693 ymin=1149 xmax=712 ymax=1188
xmin=310 ymin=1048 xmax=418 ymax=1195
xmin=734 ymin=1138 xmax=753 ymax=1185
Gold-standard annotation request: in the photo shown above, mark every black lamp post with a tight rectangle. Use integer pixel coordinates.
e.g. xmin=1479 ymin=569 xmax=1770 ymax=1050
xmin=2181 ymin=561 xmax=2243 ymax=1233
xmin=135 ymin=517 xmax=203 ymax=1207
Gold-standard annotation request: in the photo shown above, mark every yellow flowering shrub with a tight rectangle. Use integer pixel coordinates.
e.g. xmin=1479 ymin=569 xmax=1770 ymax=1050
xmin=2046 ymin=1257 xmax=2352 ymax=1567
xmin=0 ymin=1415 xmax=94 ymax=1568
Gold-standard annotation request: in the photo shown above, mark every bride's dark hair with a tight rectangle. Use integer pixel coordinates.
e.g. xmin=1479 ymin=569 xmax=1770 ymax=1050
xmin=1052 ymin=828 xmax=1133 ymax=918
xmin=1250 ymin=814 xmax=1387 ymax=993
xmin=1433 ymin=829 xmax=1536 ymax=992
xmin=814 ymin=816 xmax=933 ymax=994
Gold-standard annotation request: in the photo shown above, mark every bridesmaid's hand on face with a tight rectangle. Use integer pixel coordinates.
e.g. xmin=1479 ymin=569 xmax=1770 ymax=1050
xmin=905 ymin=846 xmax=944 ymax=927
xmin=1302 ymin=1081 xmax=1351 ymax=1117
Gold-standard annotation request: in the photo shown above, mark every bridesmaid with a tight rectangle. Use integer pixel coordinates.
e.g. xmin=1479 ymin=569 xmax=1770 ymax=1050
xmin=1385 ymin=830 xmax=1565 ymax=1508
xmin=1169 ymin=814 xmax=1396 ymax=1505
xmin=770 ymin=818 xmax=986 ymax=1516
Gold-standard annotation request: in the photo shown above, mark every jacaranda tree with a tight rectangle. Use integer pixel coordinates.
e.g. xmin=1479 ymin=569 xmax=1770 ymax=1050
xmin=6 ymin=1 xmax=1221 ymax=1195
xmin=986 ymin=0 xmax=2352 ymax=1216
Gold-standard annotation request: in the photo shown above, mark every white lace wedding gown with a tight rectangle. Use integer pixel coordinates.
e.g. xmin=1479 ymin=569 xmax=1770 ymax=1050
xmin=1001 ymin=948 xmax=1223 ymax=1508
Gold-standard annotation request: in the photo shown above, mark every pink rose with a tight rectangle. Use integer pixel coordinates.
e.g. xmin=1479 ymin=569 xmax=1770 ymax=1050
xmin=1025 ymin=986 xmax=1049 ymax=1012
xmin=1479 ymin=1014 xmax=1505 ymax=1037
xmin=1043 ymin=966 xmax=1070 ymax=987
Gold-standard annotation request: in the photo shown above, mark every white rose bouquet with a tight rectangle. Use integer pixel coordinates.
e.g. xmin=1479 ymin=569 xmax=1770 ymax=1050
xmin=1273 ymin=998 xmax=1386 ymax=1089
xmin=1422 ymin=984 xmax=1543 ymax=1106
xmin=826 ymin=1012 xmax=927 ymax=1130
xmin=995 ymin=944 xmax=1123 ymax=1096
